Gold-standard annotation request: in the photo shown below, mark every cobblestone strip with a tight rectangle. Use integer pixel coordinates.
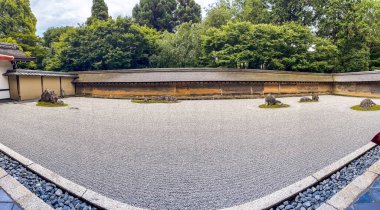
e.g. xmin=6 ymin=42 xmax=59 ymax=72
xmin=318 ymin=159 xmax=380 ymax=210
xmin=0 ymin=167 xmax=52 ymax=210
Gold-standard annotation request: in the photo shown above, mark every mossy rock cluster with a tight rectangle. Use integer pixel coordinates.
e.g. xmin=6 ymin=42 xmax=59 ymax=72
xmin=351 ymin=99 xmax=380 ymax=111
xmin=260 ymin=94 xmax=290 ymax=109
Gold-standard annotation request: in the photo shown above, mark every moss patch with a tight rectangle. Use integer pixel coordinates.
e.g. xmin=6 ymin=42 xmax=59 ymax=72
xmin=131 ymin=100 xmax=178 ymax=104
xmin=36 ymin=102 xmax=68 ymax=107
xmin=351 ymin=105 xmax=380 ymax=111
xmin=259 ymin=104 xmax=290 ymax=109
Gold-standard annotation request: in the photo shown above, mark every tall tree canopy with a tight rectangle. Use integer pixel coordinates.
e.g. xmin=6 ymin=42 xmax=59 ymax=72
xmin=202 ymin=22 xmax=338 ymax=72
xmin=204 ymin=0 xmax=233 ymax=28
xmin=174 ymin=0 xmax=202 ymax=25
xmin=44 ymin=18 xmax=156 ymax=71
xmin=0 ymin=0 xmax=47 ymax=69
xmin=86 ymin=0 xmax=110 ymax=25
xmin=132 ymin=0 xmax=177 ymax=32
xmin=150 ymin=22 xmax=204 ymax=67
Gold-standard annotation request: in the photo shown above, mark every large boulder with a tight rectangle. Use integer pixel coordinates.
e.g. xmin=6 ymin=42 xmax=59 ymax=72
xmin=39 ymin=90 xmax=64 ymax=104
xmin=265 ymin=94 xmax=277 ymax=105
xmin=360 ymin=99 xmax=377 ymax=108
xmin=300 ymin=97 xmax=312 ymax=102
xmin=312 ymin=93 xmax=319 ymax=101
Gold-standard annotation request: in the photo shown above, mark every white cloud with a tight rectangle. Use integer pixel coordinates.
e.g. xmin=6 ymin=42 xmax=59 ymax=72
xmin=30 ymin=0 xmax=217 ymax=36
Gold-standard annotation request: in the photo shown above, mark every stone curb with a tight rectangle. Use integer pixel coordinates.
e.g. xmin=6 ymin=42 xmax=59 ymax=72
xmin=317 ymin=159 xmax=380 ymax=210
xmin=0 ymin=143 xmax=144 ymax=210
xmin=224 ymin=142 xmax=377 ymax=210
xmin=0 ymin=168 xmax=53 ymax=210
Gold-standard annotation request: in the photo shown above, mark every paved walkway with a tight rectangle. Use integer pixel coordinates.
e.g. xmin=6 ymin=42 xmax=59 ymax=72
xmin=0 ymin=96 xmax=379 ymax=209
xmin=347 ymin=178 xmax=380 ymax=210
xmin=0 ymin=188 xmax=22 ymax=210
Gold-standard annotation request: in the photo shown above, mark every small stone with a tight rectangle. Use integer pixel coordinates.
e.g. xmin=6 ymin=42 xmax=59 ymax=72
xmin=303 ymin=201 xmax=311 ymax=207
xmin=55 ymin=189 xmax=63 ymax=196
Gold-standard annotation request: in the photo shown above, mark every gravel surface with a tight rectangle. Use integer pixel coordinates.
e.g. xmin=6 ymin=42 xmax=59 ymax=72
xmin=272 ymin=146 xmax=380 ymax=210
xmin=0 ymin=152 xmax=97 ymax=210
xmin=0 ymin=95 xmax=379 ymax=209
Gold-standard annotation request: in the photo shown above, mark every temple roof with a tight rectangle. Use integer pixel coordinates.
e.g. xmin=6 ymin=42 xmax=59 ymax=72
xmin=0 ymin=42 xmax=34 ymax=61
xmin=3 ymin=69 xmax=77 ymax=78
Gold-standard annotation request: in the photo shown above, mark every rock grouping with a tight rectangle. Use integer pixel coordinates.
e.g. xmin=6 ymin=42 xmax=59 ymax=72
xmin=272 ymin=146 xmax=380 ymax=210
xmin=265 ymin=94 xmax=284 ymax=106
xmin=300 ymin=94 xmax=319 ymax=102
xmin=40 ymin=90 xmax=65 ymax=105
xmin=0 ymin=152 xmax=97 ymax=210
xmin=311 ymin=94 xmax=319 ymax=102
xmin=360 ymin=99 xmax=377 ymax=109
xmin=143 ymin=95 xmax=178 ymax=102
xmin=300 ymin=97 xmax=313 ymax=102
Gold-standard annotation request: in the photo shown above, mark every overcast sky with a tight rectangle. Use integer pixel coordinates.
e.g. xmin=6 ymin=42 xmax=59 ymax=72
xmin=30 ymin=0 xmax=217 ymax=36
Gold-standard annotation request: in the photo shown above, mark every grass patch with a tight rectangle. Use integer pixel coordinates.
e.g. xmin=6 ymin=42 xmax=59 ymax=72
xmin=299 ymin=100 xmax=319 ymax=103
xmin=131 ymin=100 xmax=178 ymax=104
xmin=36 ymin=102 xmax=68 ymax=107
xmin=259 ymin=104 xmax=290 ymax=109
xmin=351 ymin=105 xmax=380 ymax=111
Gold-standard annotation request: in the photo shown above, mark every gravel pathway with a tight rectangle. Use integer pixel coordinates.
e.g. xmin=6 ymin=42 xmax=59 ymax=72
xmin=0 ymin=96 xmax=379 ymax=209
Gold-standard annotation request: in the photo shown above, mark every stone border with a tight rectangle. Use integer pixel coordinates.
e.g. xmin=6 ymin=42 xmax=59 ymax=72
xmin=224 ymin=142 xmax=377 ymax=210
xmin=0 ymin=143 xmax=144 ymax=210
xmin=0 ymin=167 xmax=53 ymax=210
xmin=318 ymin=159 xmax=380 ymax=210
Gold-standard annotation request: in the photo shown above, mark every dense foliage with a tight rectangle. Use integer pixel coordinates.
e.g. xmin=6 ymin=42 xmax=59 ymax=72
xmin=1 ymin=0 xmax=380 ymax=72
xmin=86 ymin=0 xmax=110 ymax=25
xmin=0 ymin=0 xmax=47 ymax=69
xmin=44 ymin=18 xmax=156 ymax=71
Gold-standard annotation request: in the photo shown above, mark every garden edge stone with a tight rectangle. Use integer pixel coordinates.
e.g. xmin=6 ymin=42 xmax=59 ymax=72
xmin=0 ymin=168 xmax=53 ymax=210
xmin=224 ymin=142 xmax=377 ymax=210
xmin=0 ymin=143 xmax=144 ymax=210
xmin=318 ymin=170 xmax=380 ymax=210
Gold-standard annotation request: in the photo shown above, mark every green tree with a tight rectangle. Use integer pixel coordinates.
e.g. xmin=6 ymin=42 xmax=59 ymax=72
xmin=0 ymin=0 xmax=48 ymax=69
xmin=202 ymin=21 xmax=337 ymax=72
xmin=266 ymin=0 xmax=324 ymax=26
xmin=204 ymin=0 xmax=233 ymax=28
xmin=318 ymin=0 xmax=373 ymax=72
xmin=133 ymin=0 xmax=177 ymax=32
xmin=150 ymin=22 xmax=205 ymax=67
xmin=86 ymin=0 xmax=110 ymax=25
xmin=232 ymin=0 xmax=270 ymax=24
xmin=174 ymin=0 xmax=202 ymax=25
xmin=43 ymin=26 xmax=74 ymax=47
xmin=44 ymin=18 xmax=156 ymax=71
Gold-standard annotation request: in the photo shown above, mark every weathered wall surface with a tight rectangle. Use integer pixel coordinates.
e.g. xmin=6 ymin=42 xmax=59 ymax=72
xmin=7 ymin=76 xmax=19 ymax=100
xmin=42 ymin=77 xmax=60 ymax=95
xmin=61 ymin=77 xmax=75 ymax=96
xmin=7 ymin=75 xmax=76 ymax=101
xmin=75 ymin=82 xmax=334 ymax=99
xmin=19 ymin=76 xmax=42 ymax=100
xmin=5 ymin=69 xmax=380 ymax=100
xmin=74 ymin=70 xmax=379 ymax=99
xmin=334 ymin=82 xmax=380 ymax=98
